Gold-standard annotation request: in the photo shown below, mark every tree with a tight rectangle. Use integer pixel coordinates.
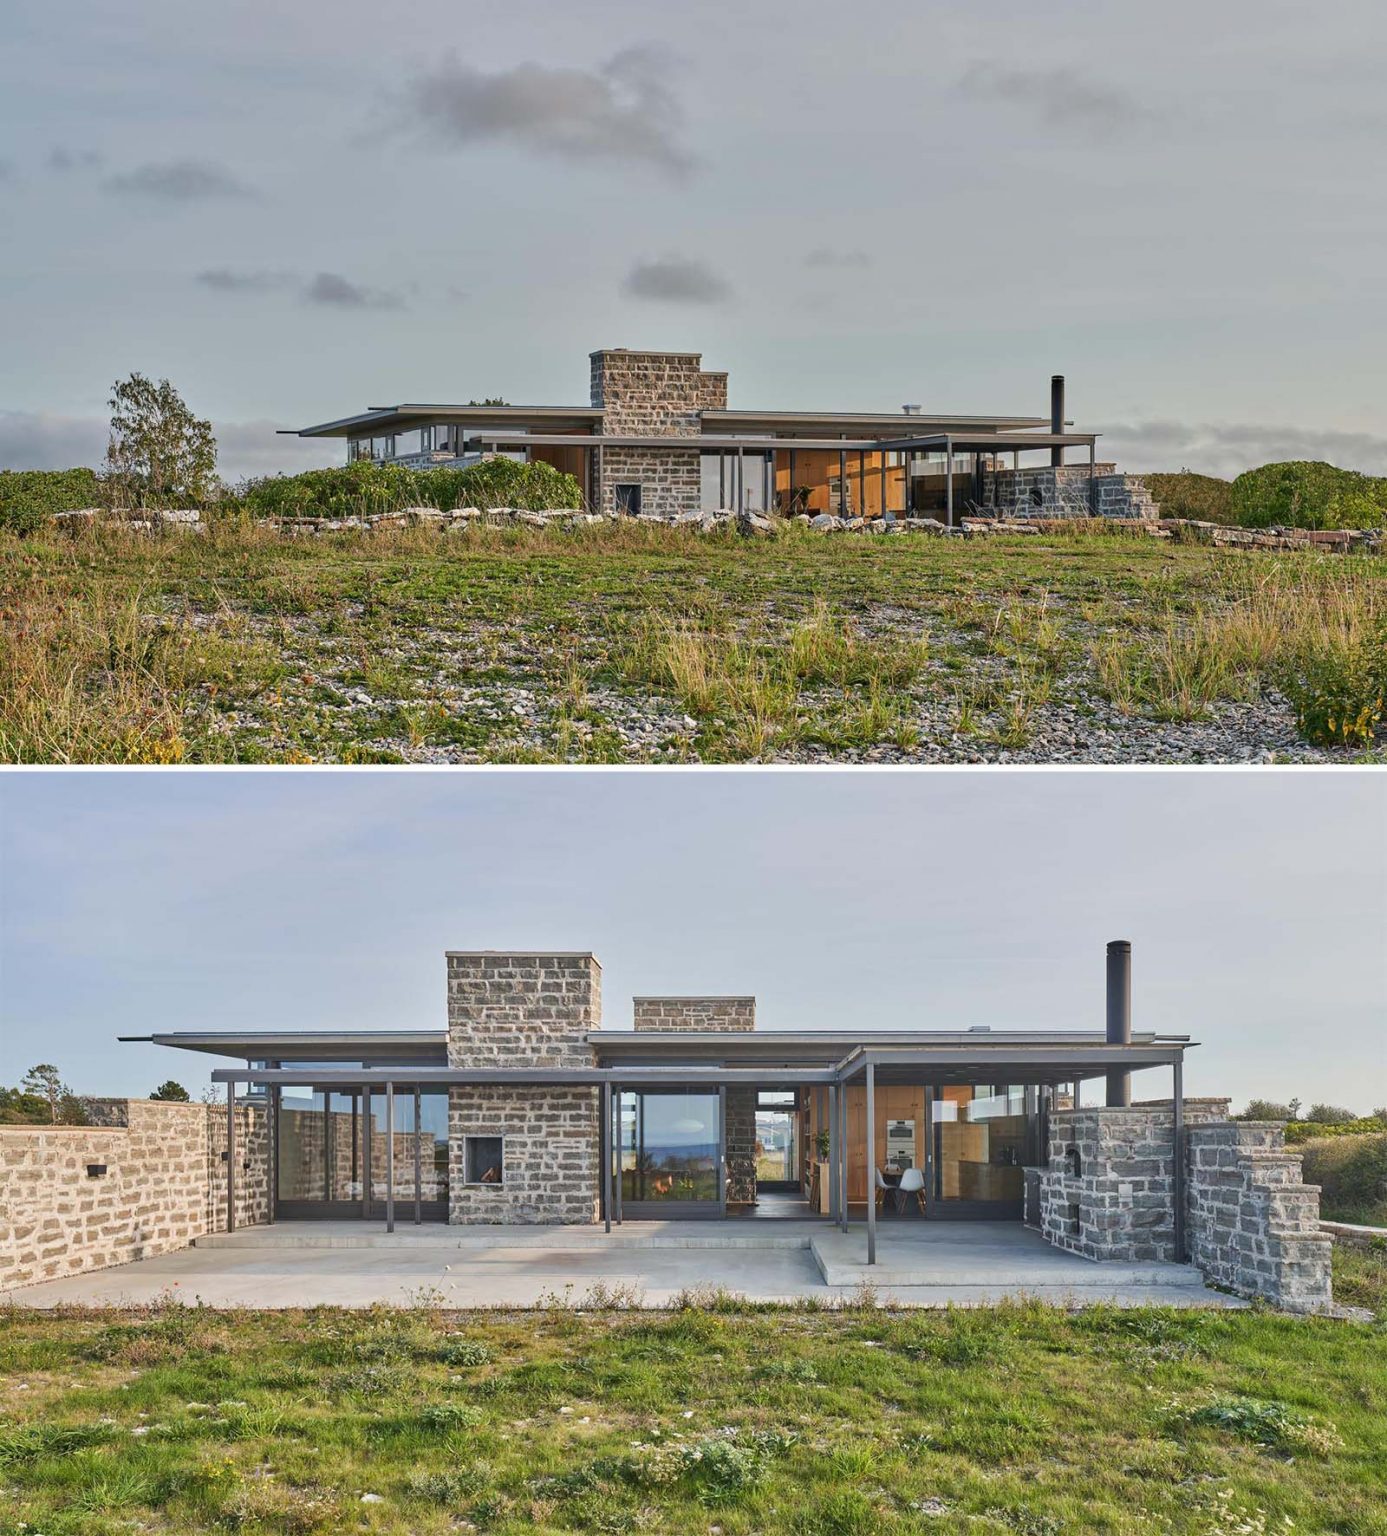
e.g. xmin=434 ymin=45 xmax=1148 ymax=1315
xmin=1306 ymin=1103 xmax=1357 ymax=1125
xmin=21 ymin=1063 xmax=66 ymax=1123
xmin=105 ymin=373 xmax=217 ymax=509
xmin=149 ymin=1080 xmax=191 ymax=1102
xmin=1237 ymin=1098 xmax=1301 ymax=1122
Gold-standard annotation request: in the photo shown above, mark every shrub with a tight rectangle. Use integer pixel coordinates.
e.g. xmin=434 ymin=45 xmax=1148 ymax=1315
xmin=1297 ymin=1133 xmax=1387 ymax=1224
xmin=438 ymin=1337 xmax=492 ymax=1367
xmin=239 ymin=456 xmax=582 ymax=520
xmin=1236 ymin=1099 xmax=1300 ymax=1122
xmin=1306 ymin=1103 xmax=1358 ymax=1125
xmin=0 ymin=467 xmax=102 ymax=534
xmin=1285 ymin=1117 xmax=1382 ymax=1143
xmin=1279 ymin=627 xmax=1387 ymax=747
xmin=1229 ymin=460 xmax=1387 ymax=530
xmin=1144 ymin=471 xmax=1235 ymax=524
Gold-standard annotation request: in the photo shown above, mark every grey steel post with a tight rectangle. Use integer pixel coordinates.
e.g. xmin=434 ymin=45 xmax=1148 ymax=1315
xmin=762 ymin=451 xmax=771 ymax=512
xmin=865 ymin=1063 xmax=877 ymax=1265
xmin=879 ymin=451 xmax=887 ymax=520
xmin=601 ymin=1080 xmax=612 ymax=1233
xmin=717 ymin=1085 xmax=727 ymax=1216
xmin=226 ymin=1080 xmax=236 ymax=1233
xmin=385 ymin=1080 xmax=395 ymax=1234
xmin=413 ymin=1086 xmax=422 ymax=1226
xmin=1105 ymin=940 xmax=1133 ymax=1106
xmin=858 ymin=450 xmax=866 ymax=520
xmin=737 ymin=444 xmax=745 ymax=511
xmin=1173 ymin=1059 xmax=1186 ymax=1261
xmin=719 ymin=452 xmax=725 ymax=507
xmin=268 ymin=1083 xmax=278 ymax=1225
xmin=838 ymin=448 xmax=847 ymax=515
xmin=1088 ymin=440 xmax=1096 ymax=516
xmin=945 ymin=438 xmax=954 ymax=527
xmin=789 ymin=448 xmax=797 ymax=513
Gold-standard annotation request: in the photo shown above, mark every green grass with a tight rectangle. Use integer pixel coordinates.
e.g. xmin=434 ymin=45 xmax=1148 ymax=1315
xmin=0 ymin=1298 xmax=1384 ymax=1534
xmin=2 ymin=519 xmax=1385 ymax=762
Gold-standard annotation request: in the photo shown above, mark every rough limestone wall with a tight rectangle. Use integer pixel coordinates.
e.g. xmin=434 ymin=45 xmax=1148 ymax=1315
xmin=207 ymin=1100 xmax=271 ymax=1233
xmin=446 ymin=952 xmax=601 ymax=1224
xmin=632 ymin=997 xmax=756 ymax=1032
xmin=590 ymin=350 xmax=723 ymax=517
xmin=984 ymin=466 xmax=1158 ymax=520
xmin=1040 ymin=1107 xmax=1178 ymax=1262
xmin=1186 ymin=1122 xmax=1332 ymax=1313
xmin=0 ymin=1098 xmax=267 ymax=1292
xmin=724 ymin=1086 xmax=758 ymax=1205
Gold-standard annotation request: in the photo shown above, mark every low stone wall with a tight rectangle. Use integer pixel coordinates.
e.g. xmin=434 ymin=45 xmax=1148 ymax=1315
xmin=983 ymin=465 xmax=1159 ymax=520
xmin=1039 ymin=1102 xmax=1333 ymax=1311
xmin=0 ymin=1098 xmax=268 ymax=1293
xmin=1187 ymin=1121 xmax=1333 ymax=1313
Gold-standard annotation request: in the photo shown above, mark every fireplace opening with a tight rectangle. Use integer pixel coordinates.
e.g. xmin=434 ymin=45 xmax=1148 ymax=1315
xmin=463 ymin=1136 xmax=504 ymax=1186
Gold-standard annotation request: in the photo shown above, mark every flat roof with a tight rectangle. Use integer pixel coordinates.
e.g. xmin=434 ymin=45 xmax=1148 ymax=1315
xmin=704 ymin=409 xmax=1052 ymax=433
xmin=289 ymin=405 xmax=603 ymax=439
xmin=466 ymin=431 xmax=1097 ymax=453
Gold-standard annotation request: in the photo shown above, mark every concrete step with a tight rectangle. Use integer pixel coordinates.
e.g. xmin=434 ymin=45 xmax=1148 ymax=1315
xmin=195 ymin=1223 xmax=812 ymax=1253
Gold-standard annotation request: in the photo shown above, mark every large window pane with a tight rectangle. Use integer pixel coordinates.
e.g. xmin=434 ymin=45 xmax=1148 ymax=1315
xmin=620 ymin=1091 xmax=719 ymax=1203
xmin=932 ymin=1085 xmax=1034 ymax=1206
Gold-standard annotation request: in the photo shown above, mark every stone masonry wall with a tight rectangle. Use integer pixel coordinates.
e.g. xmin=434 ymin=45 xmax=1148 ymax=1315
xmin=589 ymin=349 xmax=725 ymax=518
xmin=1186 ymin=1121 xmax=1332 ymax=1313
xmin=446 ymin=952 xmax=601 ymax=1223
xmin=984 ymin=465 xmax=1158 ymax=520
xmin=1040 ymin=1102 xmax=1333 ymax=1311
xmin=1 ymin=1098 xmax=268 ymax=1293
xmin=632 ymin=997 xmax=757 ymax=1032
xmin=725 ymin=1086 xmax=758 ymax=1205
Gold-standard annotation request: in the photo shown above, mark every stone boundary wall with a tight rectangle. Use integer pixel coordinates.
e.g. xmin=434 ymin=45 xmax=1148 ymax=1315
xmin=1186 ymin=1121 xmax=1332 ymax=1313
xmin=983 ymin=465 xmax=1159 ymax=520
xmin=633 ymin=997 xmax=756 ymax=1032
xmin=1039 ymin=1102 xmax=1333 ymax=1311
xmin=1 ymin=1098 xmax=268 ymax=1292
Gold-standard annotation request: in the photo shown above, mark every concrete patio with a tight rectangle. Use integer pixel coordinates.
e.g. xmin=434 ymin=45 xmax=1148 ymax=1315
xmin=4 ymin=1220 xmax=1244 ymax=1310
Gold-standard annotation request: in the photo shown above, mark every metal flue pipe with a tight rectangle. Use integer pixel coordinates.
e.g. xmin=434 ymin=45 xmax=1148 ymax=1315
xmin=1105 ymin=940 xmax=1132 ymax=1106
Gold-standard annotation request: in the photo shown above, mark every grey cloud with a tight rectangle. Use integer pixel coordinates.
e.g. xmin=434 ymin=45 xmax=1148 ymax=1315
xmin=104 ymin=158 xmax=254 ymax=201
xmin=623 ymin=255 xmax=730 ymax=305
xmin=957 ymin=63 xmax=1146 ymax=132
xmin=1100 ymin=418 xmax=1387 ymax=478
xmin=48 ymin=145 xmax=102 ymax=172
xmin=0 ymin=410 xmax=336 ymax=482
xmin=804 ymin=247 xmax=871 ymax=270
xmin=302 ymin=271 xmax=405 ymax=310
xmin=405 ymin=47 xmax=693 ymax=176
xmin=196 ymin=268 xmax=296 ymax=294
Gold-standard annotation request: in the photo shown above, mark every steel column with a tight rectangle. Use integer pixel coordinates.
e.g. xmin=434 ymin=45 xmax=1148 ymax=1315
xmin=838 ymin=1082 xmax=849 ymax=1234
xmin=226 ymin=1081 xmax=236 ymax=1233
xmin=827 ymin=1084 xmax=839 ymax=1222
xmin=268 ymin=1083 xmax=278 ymax=1225
xmin=865 ymin=1063 xmax=877 ymax=1264
xmin=719 ymin=452 xmax=725 ymax=508
xmin=880 ymin=452 xmax=888 ymax=521
xmin=838 ymin=448 xmax=847 ymax=516
xmin=789 ymin=448 xmax=797 ymax=514
xmin=601 ymin=1081 xmax=612 ymax=1233
xmin=945 ymin=438 xmax=954 ymax=527
xmin=1088 ymin=440 xmax=1096 ymax=516
xmin=613 ymin=1086 xmax=623 ymax=1225
xmin=1173 ymin=1060 xmax=1186 ymax=1262
xmin=385 ymin=1081 xmax=395 ymax=1234
xmin=737 ymin=445 xmax=745 ymax=511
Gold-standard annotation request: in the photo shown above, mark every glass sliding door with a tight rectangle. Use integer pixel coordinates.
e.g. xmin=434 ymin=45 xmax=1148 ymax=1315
xmin=755 ymin=1091 xmax=799 ymax=1191
xmin=275 ymin=1084 xmax=448 ymax=1220
xmin=619 ymin=1090 xmax=722 ymax=1215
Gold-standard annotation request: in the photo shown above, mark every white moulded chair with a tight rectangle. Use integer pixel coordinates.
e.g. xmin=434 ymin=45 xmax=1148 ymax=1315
xmin=896 ymin=1165 xmax=926 ymax=1215
xmin=874 ymin=1166 xmax=890 ymax=1211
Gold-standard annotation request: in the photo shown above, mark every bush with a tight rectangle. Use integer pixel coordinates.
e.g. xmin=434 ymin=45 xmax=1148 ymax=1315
xmin=1229 ymin=460 xmax=1387 ymax=530
xmin=1279 ymin=626 xmax=1387 ymax=747
xmin=1298 ymin=1132 xmax=1387 ymax=1224
xmin=239 ymin=457 xmax=582 ymax=520
xmin=0 ymin=468 xmax=102 ymax=534
xmin=1236 ymin=1099 xmax=1300 ymax=1122
xmin=1306 ymin=1103 xmax=1358 ymax=1124
xmin=1145 ymin=471 xmax=1235 ymax=524
xmin=1286 ymin=1117 xmax=1385 ymax=1144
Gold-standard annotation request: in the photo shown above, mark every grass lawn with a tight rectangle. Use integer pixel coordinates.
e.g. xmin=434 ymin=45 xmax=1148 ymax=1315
xmin=2 ymin=521 xmax=1384 ymax=764
xmin=1 ymin=1296 xmax=1384 ymax=1535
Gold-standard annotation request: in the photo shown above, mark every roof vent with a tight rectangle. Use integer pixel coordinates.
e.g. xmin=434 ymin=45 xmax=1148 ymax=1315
xmin=902 ymin=403 xmax=922 ymax=415
xmin=968 ymin=1025 xmax=992 ymax=1033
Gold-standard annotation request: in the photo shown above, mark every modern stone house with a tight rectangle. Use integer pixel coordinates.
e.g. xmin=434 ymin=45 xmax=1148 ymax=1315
xmin=105 ymin=942 xmax=1332 ymax=1312
xmin=288 ymin=349 xmax=1157 ymax=524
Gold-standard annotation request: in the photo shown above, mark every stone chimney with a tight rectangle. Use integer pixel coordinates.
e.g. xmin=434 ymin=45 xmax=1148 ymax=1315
xmin=446 ymin=952 xmax=601 ymax=1068
xmin=632 ymin=997 xmax=756 ymax=1032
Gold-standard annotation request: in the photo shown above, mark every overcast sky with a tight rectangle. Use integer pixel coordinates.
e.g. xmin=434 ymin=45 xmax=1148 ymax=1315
xmin=2 ymin=0 xmax=1386 ymax=482
xmin=1 ymin=770 xmax=1382 ymax=1112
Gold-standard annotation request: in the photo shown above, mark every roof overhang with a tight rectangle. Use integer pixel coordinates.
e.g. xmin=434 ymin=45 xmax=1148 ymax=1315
xmin=703 ymin=410 xmax=1052 ymax=433
xmin=467 ymin=432 xmax=1096 ymax=453
xmin=287 ymin=405 xmax=602 ymax=440
xmin=121 ymin=1031 xmax=448 ymax=1064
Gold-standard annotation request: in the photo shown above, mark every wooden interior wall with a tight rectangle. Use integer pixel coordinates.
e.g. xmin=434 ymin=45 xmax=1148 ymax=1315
xmin=774 ymin=449 xmax=906 ymax=517
xmin=530 ymin=445 xmax=588 ymax=482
